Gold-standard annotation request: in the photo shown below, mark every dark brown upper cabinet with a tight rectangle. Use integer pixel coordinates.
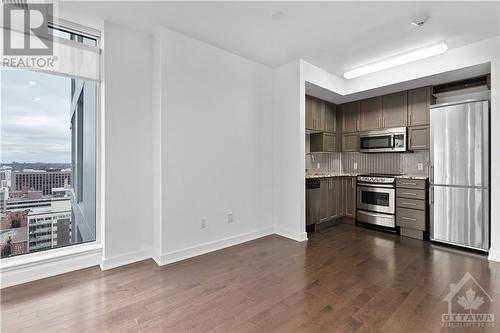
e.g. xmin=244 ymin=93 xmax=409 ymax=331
xmin=408 ymin=125 xmax=430 ymax=150
xmin=341 ymin=101 xmax=360 ymax=133
xmin=306 ymin=95 xmax=323 ymax=131
xmin=408 ymin=87 xmax=432 ymax=126
xmin=341 ymin=133 xmax=359 ymax=152
xmin=310 ymin=133 xmax=337 ymax=152
xmin=323 ymin=103 xmax=336 ymax=133
xmin=382 ymin=91 xmax=408 ymax=128
xmin=359 ymin=96 xmax=383 ymax=131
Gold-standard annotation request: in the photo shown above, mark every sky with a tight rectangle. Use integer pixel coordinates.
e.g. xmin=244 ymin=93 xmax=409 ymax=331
xmin=1 ymin=68 xmax=71 ymax=163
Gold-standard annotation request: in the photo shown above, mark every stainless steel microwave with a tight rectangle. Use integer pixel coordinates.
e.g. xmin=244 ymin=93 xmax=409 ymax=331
xmin=359 ymin=127 xmax=407 ymax=153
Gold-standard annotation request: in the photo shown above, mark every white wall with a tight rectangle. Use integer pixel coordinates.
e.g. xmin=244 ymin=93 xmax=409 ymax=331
xmin=101 ymin=22 xmax=154 ymax=269
xmin=273 ymin=60 xmax=308 ymax=241
xmin=153 ymin=27 xmax=274 ymax=264
xmin=274 ymin=37 xmax=500 ymax=262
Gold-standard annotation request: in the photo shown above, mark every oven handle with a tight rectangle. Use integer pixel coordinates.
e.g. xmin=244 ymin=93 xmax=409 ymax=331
xmin=357 ymin=182 xmax=395 ymax=188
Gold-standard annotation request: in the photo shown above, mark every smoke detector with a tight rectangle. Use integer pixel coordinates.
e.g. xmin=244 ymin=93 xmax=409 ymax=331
xmin=411 ymin=15 xmax=429 ymax=27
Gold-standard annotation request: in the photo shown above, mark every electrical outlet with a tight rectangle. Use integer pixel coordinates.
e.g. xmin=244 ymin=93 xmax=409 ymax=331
xmin=354 ymin=162 xmax=358 ymax=170
xmin=316 ymin=163 xmax=320 ymax=169
xmin=227 ymin=212 xmax=233 ymax=224
xmin=417 ymin=163 xmax=423 ymax=171
xmin=200 ymin=218 xmax=207 ymax=229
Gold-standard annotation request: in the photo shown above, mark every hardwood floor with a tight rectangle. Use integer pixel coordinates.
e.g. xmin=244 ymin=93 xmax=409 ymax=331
xmin=1 ymin=223 xmax=499 ymax=332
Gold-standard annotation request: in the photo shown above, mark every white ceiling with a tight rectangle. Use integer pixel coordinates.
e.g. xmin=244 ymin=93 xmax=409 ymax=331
xmin=60 ymin=1 xmax=500 ymax=76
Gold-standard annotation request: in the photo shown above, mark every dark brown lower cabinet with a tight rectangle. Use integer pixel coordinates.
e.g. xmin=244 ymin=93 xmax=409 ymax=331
xmin=396 ymin=178 xmax=428 ymax=239
xmin=318 ymin=176 xmax=356 ymax=223
xmin=342 ymin=177 xmax=356 ymax=218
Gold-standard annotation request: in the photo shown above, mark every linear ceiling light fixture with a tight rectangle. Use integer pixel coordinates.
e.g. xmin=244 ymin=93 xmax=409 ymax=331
xmin=343 ymin=42 xmax=448 ymax=79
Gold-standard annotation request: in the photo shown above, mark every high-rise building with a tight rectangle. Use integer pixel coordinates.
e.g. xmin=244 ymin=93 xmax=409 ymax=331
xmin=0 ymin=169 xmax=12 ymax=187
xmin=13 ymin=170 xmax=70 ymax=195
xmin=5 ymin=191 xmax=52 ymax=211
xmin=0 ymin=186 xmax=8 ymax=212
xmin=0 ymin=210 xmax=28 ymax=258
xmin=27 ymin=198 xmax=72 ymax=253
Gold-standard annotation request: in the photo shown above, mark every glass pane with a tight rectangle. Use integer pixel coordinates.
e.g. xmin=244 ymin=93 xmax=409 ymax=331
xmin=361 ymin=191 xmax=390 ymax=207
xmin=361 ymin=136 xmax=391 ymax=149
xmin=1 ymin=68 xmax=96 ymax=258
xmin=49 ymin=26 xmax=97 ymax=46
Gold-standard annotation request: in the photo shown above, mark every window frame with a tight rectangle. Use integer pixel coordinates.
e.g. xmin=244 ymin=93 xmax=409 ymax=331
xmin=0 ymin=17 xmax=103 ymax=281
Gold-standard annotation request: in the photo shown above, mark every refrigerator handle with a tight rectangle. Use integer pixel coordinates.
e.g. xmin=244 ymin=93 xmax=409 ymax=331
xmin=430 ymin=187 xmax=434 ymax=204
xmin=430 ymin=165 xmax=434 ymax=183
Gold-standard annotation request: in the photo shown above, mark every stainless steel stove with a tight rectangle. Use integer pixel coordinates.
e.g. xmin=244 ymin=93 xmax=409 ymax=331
xmin=356 ymin=173 xmax=400 ymax=230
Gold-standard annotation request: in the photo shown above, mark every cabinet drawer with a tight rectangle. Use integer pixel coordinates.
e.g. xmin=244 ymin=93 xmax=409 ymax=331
xmin=396 ymin=188 xmax=425 ymax=200
xmin=396 ymin=178 xmax=426 ymax=189
xmin=396 ymin=197 xmax=425 ymax=210
xmin=396 ymin=208 xmax=425 ymax=230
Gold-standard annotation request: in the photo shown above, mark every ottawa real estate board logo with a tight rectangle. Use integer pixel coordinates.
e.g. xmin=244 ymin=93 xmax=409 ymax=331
xmin=2 ymin=2 xmax=55 ymax=68
xmin=442 ymin=272 xmax=495 ymax=328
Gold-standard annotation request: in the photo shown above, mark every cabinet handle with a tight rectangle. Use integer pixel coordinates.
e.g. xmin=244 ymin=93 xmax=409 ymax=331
xmin=402 ymin=182 xmax=417 ymax=186
xmin=402 ymin=192 xmax=417 ymax=196
xmin=355 ymin=119 xmax=358 ymax=131
xmin=401 ymin=202 xmax=417 ymax=206
xmin=401 ymin=216 xmax=417 ymax=221
xmin=383 ymin=117 xmax=385 ymax=128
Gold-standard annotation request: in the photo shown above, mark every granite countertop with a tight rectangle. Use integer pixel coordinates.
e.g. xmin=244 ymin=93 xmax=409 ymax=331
xmin=394 ymin=175 xmax=429 ymax=180
xmin=305 ymin=173 xmax=428 ymax=180
xmin=305 ymin=173 xmax=359 ymax=179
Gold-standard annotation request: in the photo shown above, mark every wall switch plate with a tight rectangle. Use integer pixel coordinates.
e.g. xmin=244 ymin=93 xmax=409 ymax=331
xmin=200 ymin=218 xmax=207 ymax=229
xmin=417 ymin=163 xmax=423 ymax=171
xmin=354 ymin=162 xmax=358 ymax=170
xmin=316 ymin=163 xmax=320 ymax=169
xmin=227 ymin=213 xmax=233 ymax=223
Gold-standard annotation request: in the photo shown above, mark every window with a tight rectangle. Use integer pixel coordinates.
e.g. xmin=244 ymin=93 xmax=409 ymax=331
xmin=0 ymin=23 xmax=99 ymax=258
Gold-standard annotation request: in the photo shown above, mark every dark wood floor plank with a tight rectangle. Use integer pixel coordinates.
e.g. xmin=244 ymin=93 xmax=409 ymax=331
xmin=2 ymin=223 xmax=499 ymax=333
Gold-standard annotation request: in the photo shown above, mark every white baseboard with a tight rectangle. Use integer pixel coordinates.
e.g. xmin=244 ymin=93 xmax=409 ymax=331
xmin=100 ymin=248 xmax=152 ymax=270
xmin=156 ymin=227 xmax=274 ymax=266
xmin=488 ymin=249 xmax=500 ymax=263
xmin=0 ymin=243 xmax=102 ymax=289
xmin=274 ymin=226 xmax=308 ymax=242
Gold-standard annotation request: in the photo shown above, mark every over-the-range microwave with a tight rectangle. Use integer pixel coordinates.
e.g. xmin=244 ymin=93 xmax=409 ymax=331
xmin=359 ymin=127 xmax=407 ymax=153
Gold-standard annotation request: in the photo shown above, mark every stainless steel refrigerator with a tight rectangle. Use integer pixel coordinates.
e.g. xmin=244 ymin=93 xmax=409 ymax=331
xmin=430 ymin=100 xmax=490 ymax=252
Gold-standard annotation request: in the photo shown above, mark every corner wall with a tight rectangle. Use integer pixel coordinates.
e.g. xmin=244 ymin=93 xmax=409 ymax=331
xmin=101 ymin=21 xmax=154 ymax=269
xmin=153 ymin=27 xmax=275 ymax=264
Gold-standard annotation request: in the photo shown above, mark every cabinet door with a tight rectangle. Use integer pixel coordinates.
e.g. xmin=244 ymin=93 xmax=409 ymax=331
xmin=408 ymin=87 xmax=431 ymax=126
xmin=360 ymin=96 xmax=383 ymax=131
xmin=327 ymin=179 xmax=335 ymax=219
xmin=320 ymin=179 xmax=329 ymax=221
xmin=312 ymin=98 xmax=324 ymax=131
xmin=324 ymin=103 xmax=336 ymax=133
xmin=344 ymin=177 xmax=356 ymax=218
xmin=324 ymin=133 xmax=337 ymax=152
xmin=408 ymin=125 xmax=429 ymax=150
xmin=305 ymin=96 xmax=314 ymax=130
xmin=382 ymin=91 xmax=407 ymax=128
xmin=342 ymin=133 xmax=359 ymax=152
xmin=342 ymin=101 xmax=360 ymax=133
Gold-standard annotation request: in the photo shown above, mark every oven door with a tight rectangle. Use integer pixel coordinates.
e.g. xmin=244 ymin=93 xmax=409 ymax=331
xmin=357 ymin=184 xmax=395 ymax=214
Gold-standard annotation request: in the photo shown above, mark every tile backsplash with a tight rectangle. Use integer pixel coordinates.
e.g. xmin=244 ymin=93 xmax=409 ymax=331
xmin=306 ymin=151 xmax=429 ymax=176
xmin=342 ymin=151 xmax=429 ymax=175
